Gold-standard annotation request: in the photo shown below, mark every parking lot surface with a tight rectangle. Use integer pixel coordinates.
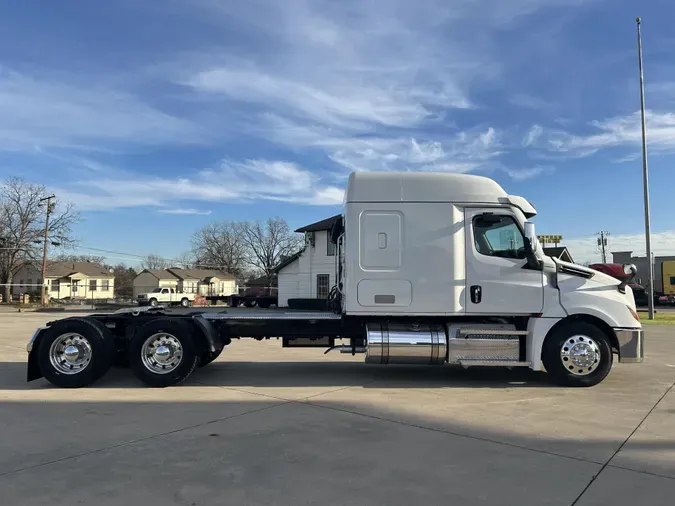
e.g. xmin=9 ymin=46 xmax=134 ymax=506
xmin=1 ymin=312 xmax=674 ymax=505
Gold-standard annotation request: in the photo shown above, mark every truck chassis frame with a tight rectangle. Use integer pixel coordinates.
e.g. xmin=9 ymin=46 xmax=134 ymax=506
xmin=26 ymin=307 xmax=640 ymax=389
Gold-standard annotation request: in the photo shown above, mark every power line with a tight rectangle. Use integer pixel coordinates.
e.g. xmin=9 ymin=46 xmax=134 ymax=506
xmin=69 ymin=245 xmax=247 ymax=272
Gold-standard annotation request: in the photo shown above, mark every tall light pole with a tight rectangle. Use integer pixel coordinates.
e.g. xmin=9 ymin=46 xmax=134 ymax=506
xmin=637 ymin=17 xmax=655 ymax=320
xmin=40 ymin=195 xmax=55 ymax=306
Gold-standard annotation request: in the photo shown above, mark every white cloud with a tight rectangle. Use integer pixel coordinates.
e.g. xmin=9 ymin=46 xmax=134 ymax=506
xmin=172 ymin=0 xmax=588 ymax=181
xmin=501 ymin=165 xmax=553 ymax=181
xmin=55 ymin=159 xmax=344 ymax=211
xmin=538 ymin=110 xmax=675 ymax=158
xmin=522 ymin=125 xmax=543 ymax=147
xmin=0 ymin=67 xmax=203 ymax=152
xmin=326 ymin=129 xmax=502 ymax=174
xmin=186 ymin=67 xmax=442 ymax=129
xmin=157 ymin=208 xmax=213 ymax=215
xmin=565 ymin=230 xmax=675 ymax=264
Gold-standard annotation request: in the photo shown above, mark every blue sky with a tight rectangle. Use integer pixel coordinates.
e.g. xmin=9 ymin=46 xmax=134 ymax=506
xmin=1 ymin=0 xmax=674 ymax=264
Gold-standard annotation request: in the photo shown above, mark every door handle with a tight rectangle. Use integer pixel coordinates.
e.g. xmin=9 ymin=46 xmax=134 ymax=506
xmin=470 ymin=285 xmax=482 ymax=304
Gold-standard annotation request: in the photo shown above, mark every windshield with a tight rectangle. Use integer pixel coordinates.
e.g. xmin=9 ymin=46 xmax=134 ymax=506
xmin=151 ymin=288 xmax=162 ymax=293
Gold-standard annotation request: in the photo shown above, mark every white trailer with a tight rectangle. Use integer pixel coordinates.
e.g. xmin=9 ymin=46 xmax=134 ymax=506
xmin=26 ymin=172 xmax=643 ymax=388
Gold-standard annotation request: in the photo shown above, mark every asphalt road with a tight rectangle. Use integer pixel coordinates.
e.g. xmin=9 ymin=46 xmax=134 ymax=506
xmin=1 ymin=312 xmax=674 ymax=505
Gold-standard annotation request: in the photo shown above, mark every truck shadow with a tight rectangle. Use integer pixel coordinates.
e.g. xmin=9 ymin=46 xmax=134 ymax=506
xmin=1 ymin=360 xmax=554 ymax=390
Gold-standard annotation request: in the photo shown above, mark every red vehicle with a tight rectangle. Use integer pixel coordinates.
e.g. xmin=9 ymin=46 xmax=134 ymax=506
xmin=589 ymin=263 xmax=648 ymax=306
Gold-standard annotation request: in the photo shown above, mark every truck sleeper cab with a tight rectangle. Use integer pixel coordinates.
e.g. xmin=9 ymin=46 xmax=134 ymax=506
xmin=25 ymin=172 xmax=643 ymax=389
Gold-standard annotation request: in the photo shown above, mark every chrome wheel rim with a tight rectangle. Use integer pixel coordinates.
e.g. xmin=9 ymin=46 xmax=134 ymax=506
xmin=141 ymin=333 xmax=183 ymax=374
xmin=560 ymin=335 xmax=601 ymax=376
xmin=49 ymin=333 xmax=93 ymax=375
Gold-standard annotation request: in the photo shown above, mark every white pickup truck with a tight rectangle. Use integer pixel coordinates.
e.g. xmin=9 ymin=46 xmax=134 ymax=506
xmin=136 ymin=288 xmax=194 ymax=307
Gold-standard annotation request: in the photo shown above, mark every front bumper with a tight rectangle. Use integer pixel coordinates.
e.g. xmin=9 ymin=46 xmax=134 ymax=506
xmin=615 ymin=328 xmax=644 ymax=363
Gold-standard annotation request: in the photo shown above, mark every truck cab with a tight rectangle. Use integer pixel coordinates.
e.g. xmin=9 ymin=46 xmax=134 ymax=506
xmin=337 ymin=172 xmax=643 ymax=383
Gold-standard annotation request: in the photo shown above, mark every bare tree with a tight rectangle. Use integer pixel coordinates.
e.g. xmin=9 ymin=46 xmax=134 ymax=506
xmin=0 ymin=177 xmax=79 ymax=302
xmin=54 ymin=254 xmax=106 ymax=265
xmin=240 ymin=218 xmax=303 ymax=280
xmin=173 ymin=251 xmax=197 ymax=269
xmin=140 ymin=253 xmax=168 ymax=271
xmin=190 ymin=221 xmax=248 ymax=275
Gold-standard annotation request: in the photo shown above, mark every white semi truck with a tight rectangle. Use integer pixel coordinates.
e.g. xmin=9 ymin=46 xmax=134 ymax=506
xmin=26 ymin=172 xmax=643 ymax=388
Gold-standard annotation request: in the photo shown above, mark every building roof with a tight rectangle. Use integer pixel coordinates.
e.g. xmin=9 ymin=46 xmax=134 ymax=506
xmin=544 ymin=247 xmax=573 ymax=263
xmin=166 ymin=268 xmax=235 ymax=281
xmin=271 ymin=250 xmax=303 ymax=273
xmin=143 ymin=269 xmax=179 ymax=280
xmin=42 ymin=261 xmax=114 ymax=278
xmin=344 ymin=172 xmax=537 ymax=217
xmin=295 ymin=215 xmax=342 ymax=233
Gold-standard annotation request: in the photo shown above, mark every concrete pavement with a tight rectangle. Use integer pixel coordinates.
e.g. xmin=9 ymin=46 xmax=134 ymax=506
xmin=0 ymin=312 xmax=674 ymax=505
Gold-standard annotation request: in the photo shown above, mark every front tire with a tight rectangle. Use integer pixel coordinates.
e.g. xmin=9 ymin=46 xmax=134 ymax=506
xmin=149 ymin=298 xmax=158 ymax=307
xmin=129 ymin=318 xmax=198 ymax=387
xmin=542 ymin=321 xmax=613 ymax=387
xmin=37 ymin=318 xmax=116 ymax=388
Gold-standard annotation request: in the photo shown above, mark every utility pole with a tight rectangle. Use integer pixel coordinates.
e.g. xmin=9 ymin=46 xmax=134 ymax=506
xmin=597 ymin=231 xmax=610 ymax=263
xmin=637 ymin=17 xmax=655 ymax=320
xmin=40 ymin=195 xmax=55 ymax=306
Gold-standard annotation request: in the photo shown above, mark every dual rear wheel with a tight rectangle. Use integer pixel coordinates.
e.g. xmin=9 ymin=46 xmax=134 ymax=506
xmin=37 ymin=317 xmax=219 ymax=388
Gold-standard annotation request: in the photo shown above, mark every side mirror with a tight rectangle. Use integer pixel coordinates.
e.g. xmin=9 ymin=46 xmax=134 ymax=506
xmin=522 ymin=221 xmax=542 ymax=270
xmin=618 ymin=264 xmax=637 ymax=293
xmin=524 ymin=222 xmax=538 ymax=252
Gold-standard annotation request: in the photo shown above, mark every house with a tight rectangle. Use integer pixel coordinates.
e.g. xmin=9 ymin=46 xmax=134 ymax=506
xmin=132 ymin=269 xmax=180 ymax=298
xmin=132 ymin=268 xmax=237 ymax=298
xmin=543 ymin=247 xmax=574 ymax=263
xmin=166 ymin=268 xmax=238 ymax=297
xmin=12 ymin=261 xmax=115 ymax=300
xmin=273 ymin=215 xmax=340 ymax=307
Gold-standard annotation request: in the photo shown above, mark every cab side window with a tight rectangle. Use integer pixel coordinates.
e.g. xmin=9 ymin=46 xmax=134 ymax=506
xmin=473 ymin=214 xmax=526 ymax=260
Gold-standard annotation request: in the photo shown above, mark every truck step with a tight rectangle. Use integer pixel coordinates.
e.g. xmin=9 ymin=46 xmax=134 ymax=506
xmin=457 ymin=329 xmax=528 ymax=336
xmin=457 ymin=360 xmax=531 ymax=367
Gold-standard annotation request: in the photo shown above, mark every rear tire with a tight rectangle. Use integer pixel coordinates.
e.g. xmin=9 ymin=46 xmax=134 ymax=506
xmin=257 ymin=300 xmax=270 ymax=309
xmin=129 ymin=318 xmax=198 ymax=387
xmin=37 ymin=318 xmax=116 ymax=388
xmin=180 ymin=298 xmax=190 ymax=307
xmin=542 ymin=321 xmax=613 ymax=387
